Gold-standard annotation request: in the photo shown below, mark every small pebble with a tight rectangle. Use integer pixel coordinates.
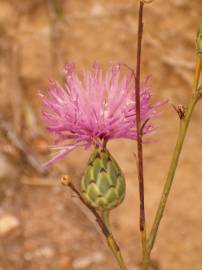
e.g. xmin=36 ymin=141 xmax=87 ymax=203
xmin=58 ymin=256 xmax=71 ymax=269
xmin=91 ymin=3 xmax=106 ymax=17
xmin=0 ymin=214 xmax=19 ymax=236
xmin=24 ymin=246 xmax=55 ymax=261
xmin=72 ymin=251 xmax=105 ymax=269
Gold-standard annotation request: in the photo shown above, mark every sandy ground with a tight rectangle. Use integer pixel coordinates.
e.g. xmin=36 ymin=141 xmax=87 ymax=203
xmin=0 ymin=0 xmax=202 ymax=270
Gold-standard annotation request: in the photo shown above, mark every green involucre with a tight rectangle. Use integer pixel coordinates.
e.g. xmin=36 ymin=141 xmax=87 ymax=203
xmin=81 ymin=146 xmax=126 ymax=211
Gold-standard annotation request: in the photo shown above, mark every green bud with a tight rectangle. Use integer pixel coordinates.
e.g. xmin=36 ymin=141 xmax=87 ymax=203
xmin=81 ymin=146 xmax=125 ymax=211
xmin=196 ymin=23 xmax=202 ymax=57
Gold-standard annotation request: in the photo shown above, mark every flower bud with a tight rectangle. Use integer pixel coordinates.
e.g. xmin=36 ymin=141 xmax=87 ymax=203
xmin=81 ymin=146 xmax=125 ymax=211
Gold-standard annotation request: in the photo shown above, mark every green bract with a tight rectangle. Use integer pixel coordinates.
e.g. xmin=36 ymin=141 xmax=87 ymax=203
xmin=81 ymin=146 xmax=125 ymax=211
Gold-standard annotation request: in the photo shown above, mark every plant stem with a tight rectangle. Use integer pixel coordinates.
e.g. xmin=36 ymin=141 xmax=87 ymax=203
xmin=106 ymin=236 xmax=128 ymax=270
xmin=101 ymin=211 xmax=128 ymax=270
xmin=101 ymin=210 xmax=110 ymax=231
xmin=135 ymin=0 xmax=147 ymax=256
xmin=142 ymin=54 xmax=202 ymax=269
xmin=193 ymin=57 xmax=202 ymax=93
xmin=61 ymin=176 xmax=128 ymax=270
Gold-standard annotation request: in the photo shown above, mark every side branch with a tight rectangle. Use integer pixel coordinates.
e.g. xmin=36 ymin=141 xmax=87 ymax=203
xmin=61 ymin=175 xmax=128 ymax=270
xmin=142 ymin=47 xmax=202 ymax=269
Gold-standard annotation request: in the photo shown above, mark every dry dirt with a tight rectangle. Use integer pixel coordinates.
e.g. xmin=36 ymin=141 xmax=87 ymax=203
xmin=0 ymin=0 xmax=202 ymax=270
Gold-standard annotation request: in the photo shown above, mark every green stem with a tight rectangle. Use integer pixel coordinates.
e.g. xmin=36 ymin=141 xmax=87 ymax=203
xmin=143 ymin=98 xmax=197 ymax=269
xmin=101 ymin=211 xmax=110 ymax=231
xmin=149 ymin=96 xmax=197 ymax=246
xmin=142 ymin=54 xmax=201 ymax=269
xmin=101 ymin=211 xmax=128 ymax=270
xmin=193 ymin=57 xmax=202 ymax=93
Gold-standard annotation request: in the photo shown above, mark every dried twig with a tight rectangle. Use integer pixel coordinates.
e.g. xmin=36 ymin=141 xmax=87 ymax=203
xmin=162 ymin=56 xmax=194 ymax=70
xmin=9 ymin=43 xmax=23 ymax=134
xmin=162 ymin=56 xmax=193 ymax=85
xmin=0 ymin=114 xmax=47 ymax=175
xmin=14 ymin=0 xmax=41 ymax=14
xmin=21 ymin=177 xmax=56 ymax=186
xmin=46 ymin=0 xmax=67 ymax=76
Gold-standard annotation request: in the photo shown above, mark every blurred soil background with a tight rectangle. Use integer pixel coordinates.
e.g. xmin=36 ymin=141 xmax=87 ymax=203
xmin=0 ymin=0 xmax=202 ymax=269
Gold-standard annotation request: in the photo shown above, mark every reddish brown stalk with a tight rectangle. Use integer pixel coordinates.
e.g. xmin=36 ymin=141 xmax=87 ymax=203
xmin=135 ymin=1 xmax=145 ymax=235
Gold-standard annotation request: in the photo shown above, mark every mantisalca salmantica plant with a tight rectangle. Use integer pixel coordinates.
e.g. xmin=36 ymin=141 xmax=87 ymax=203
xmin=39 ymin=1 xmax=202 ymax=269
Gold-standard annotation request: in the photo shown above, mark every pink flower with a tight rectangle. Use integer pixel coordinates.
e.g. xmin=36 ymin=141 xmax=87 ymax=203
xmin=40 ymin=63 xmax=159 ymax=166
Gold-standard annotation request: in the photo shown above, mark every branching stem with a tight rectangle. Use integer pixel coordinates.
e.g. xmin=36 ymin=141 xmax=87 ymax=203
xmin=142 ymin=53 xmax=202 ymax=269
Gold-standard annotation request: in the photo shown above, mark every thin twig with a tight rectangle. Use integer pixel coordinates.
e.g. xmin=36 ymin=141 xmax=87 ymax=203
xmin=10 ymin=43 xmax=23 ymax=134
xmin=141 ymin=0 xmax=154 ymax=3
xmin=21 ymin=177 xmax=56 ymax=186
xmin=162 ymin=57 xmax=193 ymax=86
xmin=162 ymin=56 xmax=194 ymax=71
xmin=47 ymin=0 xmax=67 ymax=76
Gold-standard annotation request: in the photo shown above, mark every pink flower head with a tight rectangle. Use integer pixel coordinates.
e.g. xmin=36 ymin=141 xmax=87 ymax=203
xmin=40 ymin=63 xmax=159 ymax=166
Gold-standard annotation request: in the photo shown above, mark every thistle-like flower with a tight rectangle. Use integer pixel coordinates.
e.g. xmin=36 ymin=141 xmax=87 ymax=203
xmin=40 ymin=63 xmax=160 ymax=211
xmin=40 ymin=63 xmax=158 ymax=165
